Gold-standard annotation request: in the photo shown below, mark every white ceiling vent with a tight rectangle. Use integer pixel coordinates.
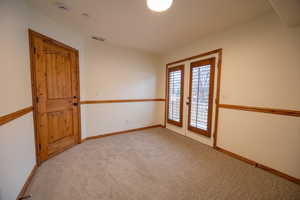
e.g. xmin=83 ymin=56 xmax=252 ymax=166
xmin=81 ymin=13 xmax=90 ymax=18
xmin=91 ymin=36 xmax=106 ymax=42
xmin=54 ymin=2 xmax=70 ymax=11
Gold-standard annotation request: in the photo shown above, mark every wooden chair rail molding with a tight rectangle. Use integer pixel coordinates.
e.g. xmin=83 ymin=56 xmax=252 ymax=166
xmin=80 ymin=98 xmax=166 ymax=104
xmin=0 ymin=106 xmax=33 ymax=126
xmin=219 ymin=104 xmax=300 ymax=117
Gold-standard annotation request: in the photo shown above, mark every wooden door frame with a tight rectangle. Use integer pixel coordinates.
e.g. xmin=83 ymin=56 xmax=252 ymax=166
xmin=166 ymin=65 xmax=185 ymax=127
xmin=28 ymin=29 xmax=82 ymax=165
xmin=164 ymin=48 xmax=222 ymax=148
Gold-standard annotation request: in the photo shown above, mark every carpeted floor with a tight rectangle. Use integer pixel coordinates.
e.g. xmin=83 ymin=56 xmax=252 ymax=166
xmin=26 ymin=127 xmax=300 ymax=200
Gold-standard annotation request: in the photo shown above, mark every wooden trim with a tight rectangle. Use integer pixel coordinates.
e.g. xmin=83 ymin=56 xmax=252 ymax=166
xmin=187 ymin=57 xmax=215 ymax=137
xmin=80 ymin=99 xmax=165 ymax=104
xmin=166 ymin=65 xmax=185 ymax=127
xmin=29 ymin=29 xmax=82 ymax=165
xmin=166 ymin=48 xmax=222 ymax=66
xmin=216 ymin=147 xmax=300 ymax=185
xmin=83 ymin=125 xmax=163 ymax=141
xmin=219 ymin=104 xmax=300 ymax=117
xmin=215 ymin=146 xmax=256 ymax=165
xmin=0 ymin=106 xmax=33 ymax=126
xmin=164 ymin=64 xmax=168 ymax=128
xmin=28 ymin=29 xmax=78 ymax=52
xmin=28 ymin=29 xmax=41 ymax=165
xmin=75 ymin=50 xmax=82 ymax=144
xmin=256 ymin=163 xmax=300 ymax=185
xmin=213 ymin=50 xmax=223 ymax=148
xmin=16 ymin=164 xmax=38 ymax=200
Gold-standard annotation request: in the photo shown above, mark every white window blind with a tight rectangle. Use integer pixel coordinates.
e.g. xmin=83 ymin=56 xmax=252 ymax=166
xmin=167 ymin=66 xmax=183 ymax=125
xmin=190 ymin=65 xmax=211 ymax=130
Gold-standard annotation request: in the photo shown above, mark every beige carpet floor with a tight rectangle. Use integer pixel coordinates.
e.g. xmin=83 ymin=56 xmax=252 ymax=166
xmin=26 ymin=127 xmax=300 ymax=200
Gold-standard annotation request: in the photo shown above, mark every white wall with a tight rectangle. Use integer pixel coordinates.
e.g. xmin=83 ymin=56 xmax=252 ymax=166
xmin=162 ymin=12 xmax=300 ymax=179
xmin=0 ymin=1 xmax=36 ymax=199
xmin=0 ymin=0 xmax=87 ymax=199
xmin=0 ymin=114 xmax=36 ymax=200
xmin=0 ymin=1 xmax=163 ymax=198
xmin=83 ymin=40 xmax=163 ymax=137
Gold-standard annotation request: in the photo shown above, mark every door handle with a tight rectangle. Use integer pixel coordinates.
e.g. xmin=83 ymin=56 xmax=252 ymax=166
xmin=186 ymin=97 xmax=190 ymax=105
xmin=73 ymin=103 xmax=78 ymax=106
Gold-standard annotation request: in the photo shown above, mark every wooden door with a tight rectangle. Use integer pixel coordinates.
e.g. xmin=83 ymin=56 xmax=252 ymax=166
xmin=187 ymin=58 xmax=215 ymax=137
xmin=29 ymin=30 xmax=81 ymax=163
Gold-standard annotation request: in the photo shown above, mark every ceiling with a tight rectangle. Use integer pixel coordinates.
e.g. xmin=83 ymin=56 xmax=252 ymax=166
xmin=28 ymin=0 xmax=273 ymax=55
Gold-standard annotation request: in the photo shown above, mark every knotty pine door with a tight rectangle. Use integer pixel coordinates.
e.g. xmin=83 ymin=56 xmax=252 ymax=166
xmin=30 ymin=31 xmax=81 ymax=163
xmin=166 ymin=53 xmax=220 ymax=147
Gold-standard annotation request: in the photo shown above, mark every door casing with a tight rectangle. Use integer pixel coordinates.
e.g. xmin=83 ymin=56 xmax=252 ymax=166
xmin=164 ymin=49 xmax=223 ymax=148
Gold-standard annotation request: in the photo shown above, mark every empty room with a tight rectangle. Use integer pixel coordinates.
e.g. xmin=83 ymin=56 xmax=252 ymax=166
xmin=1 ymin=0 xmax=300 ymax=199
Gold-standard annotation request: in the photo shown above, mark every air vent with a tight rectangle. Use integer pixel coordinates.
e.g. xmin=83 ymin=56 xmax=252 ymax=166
xmin=54 ymin=2 xmax=69 ymax=11
xmin=91 ymin=36 xmax=105 ymax=42
xmin=81 ymin=13 xmax=89 ymax=17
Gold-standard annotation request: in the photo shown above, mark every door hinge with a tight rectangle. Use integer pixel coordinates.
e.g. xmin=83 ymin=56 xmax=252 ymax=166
xmin=36 ymin=96 xmax=39 ymax=103
xmin=33 ymin=47 xmax=36 ymax=54
xmin=39 ymin=143 xmax=41 ymax=150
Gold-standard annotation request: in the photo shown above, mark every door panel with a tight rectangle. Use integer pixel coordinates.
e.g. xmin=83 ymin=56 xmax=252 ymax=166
xmin=188 ymin=58 xmax=215 ymax=137
xmin=47 ymin=109 xmax=73 ymax=143
xmin=30 ymin=31 xmax=81 ymax=163
xmin=45 ymin=47 xmax=72 ymax=99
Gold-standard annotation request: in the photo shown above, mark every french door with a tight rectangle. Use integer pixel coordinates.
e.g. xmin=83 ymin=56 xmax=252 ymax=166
xmin=187 ymin=58 xmax=215 ymax=137
xmin=166 ymin=55 xmax=218 ymax=146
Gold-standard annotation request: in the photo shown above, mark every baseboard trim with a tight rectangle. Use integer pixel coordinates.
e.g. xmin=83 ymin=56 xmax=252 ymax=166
xmin=16 ymin=164 xmax=38 ymax=200
xmin=82 ymin=124 xmax=163 ymax=142
xmin=215 ymin=146 xmax=300 ymax=185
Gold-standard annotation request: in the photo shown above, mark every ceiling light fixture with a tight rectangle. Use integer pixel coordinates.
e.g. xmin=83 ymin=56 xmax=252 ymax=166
xmin=147 ymin=0 xmax=173 ymax=12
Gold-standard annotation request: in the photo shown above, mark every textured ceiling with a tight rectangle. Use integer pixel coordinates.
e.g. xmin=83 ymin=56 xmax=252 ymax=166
xmin=28 ymin=0 xmax=273 ymax=54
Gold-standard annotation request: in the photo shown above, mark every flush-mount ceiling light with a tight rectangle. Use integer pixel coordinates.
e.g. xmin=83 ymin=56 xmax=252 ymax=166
xmin=147 ymin=0 xmax=173 ymax=12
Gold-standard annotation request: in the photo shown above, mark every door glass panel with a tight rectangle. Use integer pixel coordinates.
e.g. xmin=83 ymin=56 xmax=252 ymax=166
xmin=190 ymin=65 xmax=211 ymax=130
xmin=167 ymin=65 xmax=184 ymax=127
xmin=168 ymin=70 xmax=181 ymax=122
